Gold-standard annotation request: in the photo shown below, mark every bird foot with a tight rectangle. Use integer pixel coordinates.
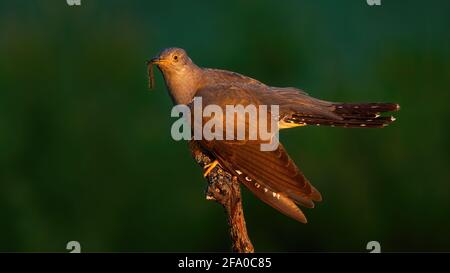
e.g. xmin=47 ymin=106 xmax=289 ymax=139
xmin=203 ymin=160 xmax=221 ymax=177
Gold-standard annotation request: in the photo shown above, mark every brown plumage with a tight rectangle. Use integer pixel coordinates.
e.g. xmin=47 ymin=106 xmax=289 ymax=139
xmin=149 ymin=47 xmax=400 ymax=223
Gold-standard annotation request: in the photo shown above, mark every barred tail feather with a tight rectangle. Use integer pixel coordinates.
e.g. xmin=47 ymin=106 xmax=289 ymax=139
xmin=333 ymin=103 xmax=400 ymax=116
xmin=284 ymin=102 xmax=400 ymax=128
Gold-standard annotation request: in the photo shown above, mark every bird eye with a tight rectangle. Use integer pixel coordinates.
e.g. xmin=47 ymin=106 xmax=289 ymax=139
xmin=173 ymin=55 xmax=178 ymax=62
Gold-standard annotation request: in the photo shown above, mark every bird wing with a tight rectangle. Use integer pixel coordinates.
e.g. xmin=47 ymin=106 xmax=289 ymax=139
xmin=199 ymin=69 xmax=399 ymax=127
xmin=207 ymin=141 xmax=322 ymax=223
xmin=191 ymin=84 xmax=322 ymax=222
xmin=189 ymin=82 xmax=398 ymax=222
xmin=190 ymin=83 xmax=341 ymax=135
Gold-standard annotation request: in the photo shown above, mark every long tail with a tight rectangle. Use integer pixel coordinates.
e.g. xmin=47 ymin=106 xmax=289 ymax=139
xmin=286 ymin=102 xmax=400 ymax=128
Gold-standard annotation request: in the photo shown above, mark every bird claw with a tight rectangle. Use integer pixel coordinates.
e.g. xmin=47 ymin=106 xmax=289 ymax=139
xmin=203 ymin=160 xmax=220 ymax=177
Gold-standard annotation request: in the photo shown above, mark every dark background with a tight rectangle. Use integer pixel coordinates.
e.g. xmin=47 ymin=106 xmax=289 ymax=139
xmin=0 ymin=0 xmax=449 ymax=252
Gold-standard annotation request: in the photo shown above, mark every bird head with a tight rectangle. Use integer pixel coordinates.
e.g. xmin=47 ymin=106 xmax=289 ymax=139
xmin=147 ymin=47 xmax=195 ymax=89
xmin=149 ymin=47 xmax=193 ymax=72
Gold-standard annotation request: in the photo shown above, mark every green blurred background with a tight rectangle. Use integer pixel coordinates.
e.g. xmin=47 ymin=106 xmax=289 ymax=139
xmin=0 ymin=0 xmax=449 ymax=252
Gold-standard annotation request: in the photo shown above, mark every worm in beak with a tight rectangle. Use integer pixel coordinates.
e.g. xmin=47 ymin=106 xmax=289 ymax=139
xmin=146 ymin=59 xmax=155 ymax=90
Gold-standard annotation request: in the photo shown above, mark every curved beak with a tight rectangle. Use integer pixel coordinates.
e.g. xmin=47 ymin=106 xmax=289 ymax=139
xmin=148 ymin=57 xmax=166 ymax=65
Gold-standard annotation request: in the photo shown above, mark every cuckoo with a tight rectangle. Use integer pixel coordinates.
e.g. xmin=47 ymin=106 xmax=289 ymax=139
xmin=147 ymin=47 xmax=399 ymax=223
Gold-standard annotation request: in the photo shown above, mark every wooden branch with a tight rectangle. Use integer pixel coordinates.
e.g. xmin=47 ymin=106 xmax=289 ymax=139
xmin=190 ymin=142 xmax=254 ymax=253
xmin=205 ymin=167 xmax=254 ymax=253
